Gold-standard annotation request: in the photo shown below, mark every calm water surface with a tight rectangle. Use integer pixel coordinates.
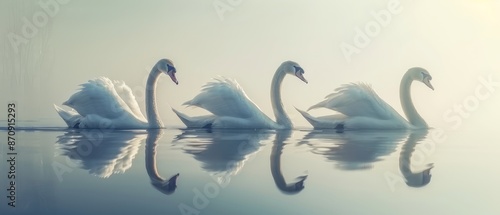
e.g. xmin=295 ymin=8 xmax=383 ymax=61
xmin=0 ymin=126 xmax=498 ymax=215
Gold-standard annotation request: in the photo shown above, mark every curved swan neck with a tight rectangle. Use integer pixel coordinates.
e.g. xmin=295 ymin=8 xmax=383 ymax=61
xmin=271 ymin=68 xmax=292 ymax=128
xmin=146 ymin=67 xmax=163 ymax=128
xmin=400 ymin=72 xmax=427 ymax=128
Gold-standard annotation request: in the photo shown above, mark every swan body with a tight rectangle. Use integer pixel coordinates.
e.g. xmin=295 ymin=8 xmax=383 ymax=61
xmin=173 ymin=61 xmax=307 ymax=129
xmin=297 ymin=67 xmax=433 ymax=130
xmin=55 ymin=59 xmax=178 ymax=129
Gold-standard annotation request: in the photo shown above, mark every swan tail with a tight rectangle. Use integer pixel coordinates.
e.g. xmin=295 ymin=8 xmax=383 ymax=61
xmin=54 ymin=104 xmax=82 ymax=128
xmin=295 ymin=107 xmax=345 ymax=129
xmin=181 ymin=100 xmax=195 ymax=107
xmin=295 ymin=107 xmax=322 ymax=127
xmin=172 ymin=108 xmax=215 ymax=128
xmin=307 ymin=100 xmax=328 ymax=111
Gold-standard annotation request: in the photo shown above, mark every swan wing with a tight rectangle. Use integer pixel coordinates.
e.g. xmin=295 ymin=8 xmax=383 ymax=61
xmin=63 ymin=77 xmax=143 ymax=121
xmin=183 ymin=78 xmax=264 ymax=118
xmin=112 ymin=80 xmax=147 ymax=121
xmin=296 ymin=107 xmax=345 ymax=129
xmin=309 ymin=83 xmax=401 ymax=120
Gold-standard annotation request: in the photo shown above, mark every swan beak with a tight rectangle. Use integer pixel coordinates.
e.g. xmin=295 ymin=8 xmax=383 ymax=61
xmin=296 ymin=72 xmax=308 ymax=84
xmin=423 ymin=78 xmax=434 ymax=90
xmin=167 ymin=70 xmax=179 ymax=85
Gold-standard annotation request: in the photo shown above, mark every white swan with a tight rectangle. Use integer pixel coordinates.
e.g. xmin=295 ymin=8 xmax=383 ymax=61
xmin=296 ymin=67 xmax=433 ymax=130
xmin=54 ymin=59 xmax=178 ymax=129
xmin=172 ymin=61 xmax=307 ymax=129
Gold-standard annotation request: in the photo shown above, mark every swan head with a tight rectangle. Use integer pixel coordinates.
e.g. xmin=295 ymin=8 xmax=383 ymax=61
xmin=408 ymin=67 xmax=433 ymax=90
xmin=157 ymin=59 xmax=178 ymax=85
xmin=281 ymin=61 xmax=308 ymax=84
xmin=151 ymin=173 xmax=180 ymax=195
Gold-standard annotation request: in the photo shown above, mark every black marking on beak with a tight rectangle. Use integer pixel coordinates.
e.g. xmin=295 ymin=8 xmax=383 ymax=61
xmin=167 ymin=64 xmax=176 ymax=73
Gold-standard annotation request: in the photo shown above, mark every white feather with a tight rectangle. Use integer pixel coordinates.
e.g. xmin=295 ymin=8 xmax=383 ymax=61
xmin=302 ymin=83 xmax=410 ymax=129
xmin=178 ymin=77 xmax=276 ymax=128
xmin=300 ymin=67 xmax=433 ymax=130
xmin=57 ymin=77 xmax=147 ymax=128
xmin=174 ymin=61 xmax=306 ymax=129
xmin=54 ymin=59 xmax=177 ymax=129
xmin=309 ymin=83 xmax=403 ymax=120
xmin=112 ymin=80 xmax=147 ymax=122
xmin=183 ymin=77 xmax=264 ymax=118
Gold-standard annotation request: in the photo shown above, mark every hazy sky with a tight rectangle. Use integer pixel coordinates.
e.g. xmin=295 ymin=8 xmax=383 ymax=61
xmin=1 ymin=0 xmax=499 ymax=129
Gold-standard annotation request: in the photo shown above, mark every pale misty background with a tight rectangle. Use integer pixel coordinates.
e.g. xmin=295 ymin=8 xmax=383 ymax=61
xmin=0 ymin=0 xmax=499 ymax=130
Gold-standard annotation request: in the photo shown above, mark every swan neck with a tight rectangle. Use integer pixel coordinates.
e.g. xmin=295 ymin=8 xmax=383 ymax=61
xmin=146 ymin=68 xmax=163 ymax=128
xmin=271 ymin=68 xmax=292 ymax=128
xmin=400 ymin=73 xmax=427 ymax=128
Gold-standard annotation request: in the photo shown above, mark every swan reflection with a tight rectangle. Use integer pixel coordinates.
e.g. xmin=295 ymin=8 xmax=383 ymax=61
xmin=399 ymin=129 xmax=433 ymax=187
xmin=145 ymin=129 xmax=179 ymax=194
xmin=301 ymin=130 xmax=407 ymax=170
xmin=174 ymin=129 xmax=271 ymax=185
xmin=301 ymin=129 xmax=434 ymax=187
xmin=56 ymin=129 xmax=146 ymax=177
xmin=271 ymin=130 xmax=308 ymax=194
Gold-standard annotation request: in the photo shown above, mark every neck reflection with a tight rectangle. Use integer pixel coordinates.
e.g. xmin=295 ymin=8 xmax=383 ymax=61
xmin=271 ymin=130 xmax=308 ymax=194
xmin=300 ymin=129 xmax=435 ymax=188
xmin=145 ymin=129 xmax=179 ymax=195
xmin=399 ymin=129 xmax=433 ymax=187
